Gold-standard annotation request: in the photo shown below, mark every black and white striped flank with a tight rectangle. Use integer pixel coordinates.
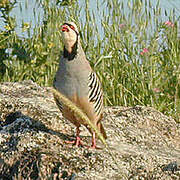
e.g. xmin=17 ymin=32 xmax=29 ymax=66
xmin=88 ymin=72 xmax=103 ymax=116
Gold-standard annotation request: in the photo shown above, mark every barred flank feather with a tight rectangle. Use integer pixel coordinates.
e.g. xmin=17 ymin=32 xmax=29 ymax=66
xmin=88 ymin=72 xmax=103 ymax=116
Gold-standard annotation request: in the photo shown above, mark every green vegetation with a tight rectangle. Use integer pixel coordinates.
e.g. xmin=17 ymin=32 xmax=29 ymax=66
xmin=0 ymin=0 xmax=180 ymax=121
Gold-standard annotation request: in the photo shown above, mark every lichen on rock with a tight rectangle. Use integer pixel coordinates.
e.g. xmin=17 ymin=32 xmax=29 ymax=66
xmin=0 ymin=81 xmax=180 ymax=179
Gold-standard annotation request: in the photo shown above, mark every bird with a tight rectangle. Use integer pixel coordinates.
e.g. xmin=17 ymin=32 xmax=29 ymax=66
xmin=53 ymin=21 xmax=107 ymax=148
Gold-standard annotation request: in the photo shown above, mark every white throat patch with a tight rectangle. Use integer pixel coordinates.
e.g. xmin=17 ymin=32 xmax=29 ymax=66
xmin=62 ymin=28 xmax=77 ymax=53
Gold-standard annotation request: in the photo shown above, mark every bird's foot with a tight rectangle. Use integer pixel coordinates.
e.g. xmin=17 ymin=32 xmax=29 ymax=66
xmin=86 ymin=134 xmax=102 ymax=149
xmin=87 ymin=144 xmax=102 ymax=150
xmin=65 ymin=136 xmax=84 ymax=147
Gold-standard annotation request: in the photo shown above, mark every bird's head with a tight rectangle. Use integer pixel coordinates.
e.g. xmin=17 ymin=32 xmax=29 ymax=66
xmin=61 ymin=21 xmax=79 ymax=53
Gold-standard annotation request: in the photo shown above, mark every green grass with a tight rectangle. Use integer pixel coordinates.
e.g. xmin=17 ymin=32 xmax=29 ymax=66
xmin=0 ymin=0 xmax=180 ymax=122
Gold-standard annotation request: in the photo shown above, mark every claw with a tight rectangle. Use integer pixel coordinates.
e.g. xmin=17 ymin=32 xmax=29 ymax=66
xmin=65 ymin=136 xmax=84 ymax=147
xmin=65 ymin=129 xmax=102 ymax=149
xmin=65 ymin=127 xmax=84 ymax=147
xmin=87 ymin=132 xmax=102 ymax=149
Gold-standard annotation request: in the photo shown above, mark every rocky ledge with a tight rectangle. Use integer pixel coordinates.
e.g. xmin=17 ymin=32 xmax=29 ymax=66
xmin=0 ymin=80 xmax=180 ymax=179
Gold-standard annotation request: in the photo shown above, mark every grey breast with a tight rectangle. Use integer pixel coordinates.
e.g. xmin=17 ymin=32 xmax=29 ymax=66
xmin=54 ymin=56 xmax=90 ymax=99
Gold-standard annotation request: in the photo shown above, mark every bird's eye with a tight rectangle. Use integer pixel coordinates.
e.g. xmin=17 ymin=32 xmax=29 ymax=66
xmin=70 ymin=25 xmax=75 ymax=30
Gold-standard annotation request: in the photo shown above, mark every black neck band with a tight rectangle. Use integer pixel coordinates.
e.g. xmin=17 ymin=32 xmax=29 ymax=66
xmin=63 ymin=38 xmax=78 ymax=61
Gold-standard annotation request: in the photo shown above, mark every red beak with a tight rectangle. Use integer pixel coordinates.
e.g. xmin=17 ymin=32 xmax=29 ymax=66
xmin=61 ymin=24 xmax=69 ymax=32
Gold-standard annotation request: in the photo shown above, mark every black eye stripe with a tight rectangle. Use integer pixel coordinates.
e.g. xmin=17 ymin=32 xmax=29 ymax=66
xmin=63 ymin=23 xmax=79 ymax=36
xmin=64 ymin=23 xmax=72 ymax=27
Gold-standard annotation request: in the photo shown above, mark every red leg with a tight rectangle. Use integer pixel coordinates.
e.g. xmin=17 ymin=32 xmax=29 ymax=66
xmin=65 ymin=127 xmax=84 ymax=147
xmin=74 ymin=127 xmax=83 ymax=147
xmin=91 ymin=132 xmax=96 ymax=149
xmin=88 ymin=132 xmax=102 ymax=149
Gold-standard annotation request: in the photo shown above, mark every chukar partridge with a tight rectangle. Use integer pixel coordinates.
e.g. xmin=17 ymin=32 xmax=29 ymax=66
xmin=53 ymin=21 xmax=107 ymax=148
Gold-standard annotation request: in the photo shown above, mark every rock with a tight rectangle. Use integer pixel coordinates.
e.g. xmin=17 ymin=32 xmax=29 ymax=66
xmin=162 ymin=161 xmax=180 ymax=173
xmin=0 ymin=80 xmax=180 ymax=179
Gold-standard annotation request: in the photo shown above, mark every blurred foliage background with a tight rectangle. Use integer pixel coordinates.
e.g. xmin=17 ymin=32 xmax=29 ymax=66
xmin=0 ymin=0 xmax=180 ymax=122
